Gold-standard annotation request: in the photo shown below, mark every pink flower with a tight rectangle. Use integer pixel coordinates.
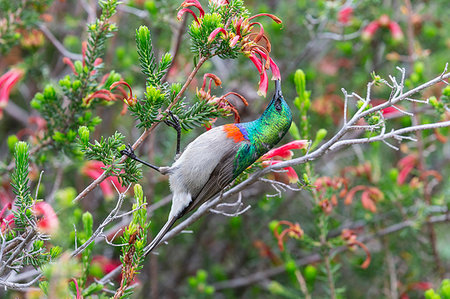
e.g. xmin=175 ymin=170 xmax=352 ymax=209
xmin=82 ymin=161 xmax=127 ymax=199
xmin=33 ymin=202 xmax=59 ymax=235
xmin=338 ymin=7 xmax=353 ymax=25
xmin=388 ymin=21 xmax=404 ymax=41
xmin=262 ymin=140 xmax=308 ymax=160
xmin=397 ymin=154 xmax=417 ymax=185
xmin=177 ymin=0 xmax=205 ymax=24
xmin=260 ymin=140 xmax=308 ymax=184
xmin=362 ymin=21 xmax=380 ymax=41
xmin=0 ymin=68 xmax=25 ymax=118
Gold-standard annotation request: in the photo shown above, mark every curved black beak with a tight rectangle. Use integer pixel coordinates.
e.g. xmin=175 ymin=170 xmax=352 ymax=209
xmin=274 ymin=79 xmax=282 ymax=98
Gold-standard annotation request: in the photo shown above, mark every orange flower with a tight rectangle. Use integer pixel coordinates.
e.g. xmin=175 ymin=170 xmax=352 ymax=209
xmin=344 ymin=185 xmax=383 ymax=213
xmin=273 ymin=220 xmax=303 ymax=251
xmin=341 ymin=229 xmax=371 ymax=269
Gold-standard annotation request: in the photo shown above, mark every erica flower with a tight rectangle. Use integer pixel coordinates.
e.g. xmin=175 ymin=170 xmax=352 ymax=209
xmin=362 ymin=14 xmax=403 ymax=42
xmin=81 ymin=161 xmax=127 ymax=199
xmin=397 ymin=154 xmax=417 ymax=185
xmin=273 ymin=220 xmax=304 ymax=251
xmin=206 ymin=12 xmax=282 ymax=97
xmin=0 ymin=68 xmax=25 ymax=118
xmin=338 ymin=6 xmax=353 ymax=25
xmin=197 ymin=73 xmax=249 ymax=124
xmin=260 ymin=140 xmax=308 ymax=184
xmin=341 ymin=229 xmax=371 ymax=269
xmin=33 ymin=202 xmax=59 ymax=235
xmin=344 ymin=185 xmax=384 ymax=213
xmin=177 ymin=0 xmax=205 ymax=24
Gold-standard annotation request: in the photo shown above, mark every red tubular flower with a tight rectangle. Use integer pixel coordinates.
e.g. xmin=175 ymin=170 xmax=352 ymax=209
xmin=253 ymin=48 xmax=281 ymax=80
xmin=180 ymin=0 xmax=205 ymax=18
xmin=260 ymin=140 xmax=308 ymax=184
xmin=388 ymin=21 xmax=404 ymax=41
xmin=0 ymin=68 xmax=25 ymax=118
xmin=177 ymin=0 xmax=205 ymax=24
xmin=397 ymin=154 xmax=417 ymax=185
xmin=33 ymin=202 xmax=59 ymax=235
xmin=262 ymin=140 xmax=308 ymax=160
xmin=362 ymin=21 xmax=380 ymax=41
xmin=248 ymin=54 xmax=269 ymax=97
xmin=338 ymin=6 xmax=353 ymax=25
xmin=208 ymin=27 xmax=228 ymax=43
xmin=247 ymin=13 xmax=282 ymax=24
xmin=82 ymin=161 xmax=126 ymax=199
xmin=263 ymin=160 xmax=298 ymax=184
xmin=1 ymin=214 xmax=15 ymax=232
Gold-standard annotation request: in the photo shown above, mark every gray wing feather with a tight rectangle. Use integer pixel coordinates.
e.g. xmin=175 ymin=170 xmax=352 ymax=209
xmin=180 ymin=141 xmax=245 ymax=216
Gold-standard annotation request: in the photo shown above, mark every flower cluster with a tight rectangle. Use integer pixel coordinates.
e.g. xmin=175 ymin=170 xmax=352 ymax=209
xmin=177 ymin=0 xmax=282 ymax=97
xmin=362 ymin=14 xmax=404 ymax=42
xmin=314 ymin=176 xmax=348 ymax=214
xmin=197 ymin=73 xmax=248 ymax=125
xmin=260 ymin=140 xmax=309 ymax=184
xmin=337 ymin=6 xmax=354 ymax=25
xmin=344 ymin=185 xmax=383 ymax=213
xmin=0 ymin=68 xmax=24 ymax=118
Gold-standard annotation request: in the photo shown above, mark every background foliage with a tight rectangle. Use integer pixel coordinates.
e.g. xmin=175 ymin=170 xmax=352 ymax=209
xmin=0 ymin=0 xmax=449 ymax=298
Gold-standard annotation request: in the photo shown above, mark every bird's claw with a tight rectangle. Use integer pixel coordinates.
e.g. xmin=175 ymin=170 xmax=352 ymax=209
xmin=120 ymin=143 xmax=136 ymax=159
xmin=164 ymin=110 xmax=180 ymax=129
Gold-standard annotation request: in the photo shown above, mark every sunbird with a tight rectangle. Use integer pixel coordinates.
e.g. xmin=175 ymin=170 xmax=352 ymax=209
xmin=121 ymin=79 xmax=292 ymax=254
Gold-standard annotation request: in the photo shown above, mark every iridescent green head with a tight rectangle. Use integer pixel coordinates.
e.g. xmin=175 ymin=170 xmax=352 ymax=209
xmin=259 ymin=80 xmax=293 ymax=140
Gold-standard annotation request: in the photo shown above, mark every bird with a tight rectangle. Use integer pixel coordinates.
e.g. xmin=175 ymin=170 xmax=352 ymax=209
xmin=121 ymin=79 xmax=292 ymax=255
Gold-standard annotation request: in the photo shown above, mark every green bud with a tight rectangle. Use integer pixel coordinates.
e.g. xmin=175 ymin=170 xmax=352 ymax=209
xmin=285 ymin=259 xmax=297 ymax=274
xmin=268 ymin=281 xmax=285 ymax=295
xmin=204 ymin=286 xmax=215 ymax=295
xmin=303 ymin=173 xmax=310 ymax=184
xmin=144 ymin=1 xmax=157 ymax=15
xmin=137 ymin=25 xmax=151 ymax=44
xmin=7 ymin=135 xmax=19 ymax=152
xmin=311 ymin=128 xmax=327 ymax=150
xmin=442 ymin=86 xmax=450 ymax=97
xmin=59 ymin=77 xmax=71 ymax=89
xmin=289 ymin=122 xmax=301 ymax=140
xmin=388 ymin=168 xmax=398 ymax=182
xmin=356 ymin=100 xmax=364 ymax=109
xmin=188 ymin=277 xmax=198 ymax=287
xmin=196 ymin=269 xmax=208 ymax=282
xmin=74 ymin=60 xmax=83 ymax=75
xmin=303 ymin=265 xmax=318 ymax=282
xmin=441 ymin=281 xmax=450 ymax=299
xmin=72 ymin=80 xmax=81 ymax=90
xmin=43 ymin=85 xmax=56 ymax=100
xmin=30 ymin=98 xmax=41 ymax=109
xmin=134 ymin=184 xmax=143 ymax=201
xmin=268 ymin=220 xmax=279 ymax=232
xmin=66 ymin=129 xmax=77 ymax=142
xmin=424 ymin=289 xmax=440 ymax=299
xmin=78 ymin=126 xmax=90 ymax=144
xmin=15 ymin=141 xmax=29 ymax=158
xmin=52 ymin=131 xmax=65 ymax=142
xmin=294 ymin=69 xmax=306 ymax=98
xmin=82 ymin=212 xmax=93 ymax=237
xmin=410 ymin=72 xmax=419 ymax=83
xmin=161 ymin=52 xmax=172 ymax=65
xmin=414 ymin=61 xmax=424 ymax=75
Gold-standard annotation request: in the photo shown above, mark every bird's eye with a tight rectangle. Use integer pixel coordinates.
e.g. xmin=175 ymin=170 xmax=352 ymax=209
xmin=275 ymin=100 xmax=282 ymax=111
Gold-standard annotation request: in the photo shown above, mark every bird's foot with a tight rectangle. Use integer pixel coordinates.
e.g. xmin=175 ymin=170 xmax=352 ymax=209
xmin=164 ymin=110 xmax=180 ymax=130
xmin=120 ymin=143 xmax=137 ymax=160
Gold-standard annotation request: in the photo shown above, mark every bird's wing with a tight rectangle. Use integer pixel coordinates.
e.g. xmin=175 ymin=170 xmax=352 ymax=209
xmin=180 ymin=141 xmax=251 ymax=216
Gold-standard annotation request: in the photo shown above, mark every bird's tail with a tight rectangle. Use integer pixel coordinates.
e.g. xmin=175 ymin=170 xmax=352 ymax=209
xmin=144 ymin=216 xmax=178 ymax=256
